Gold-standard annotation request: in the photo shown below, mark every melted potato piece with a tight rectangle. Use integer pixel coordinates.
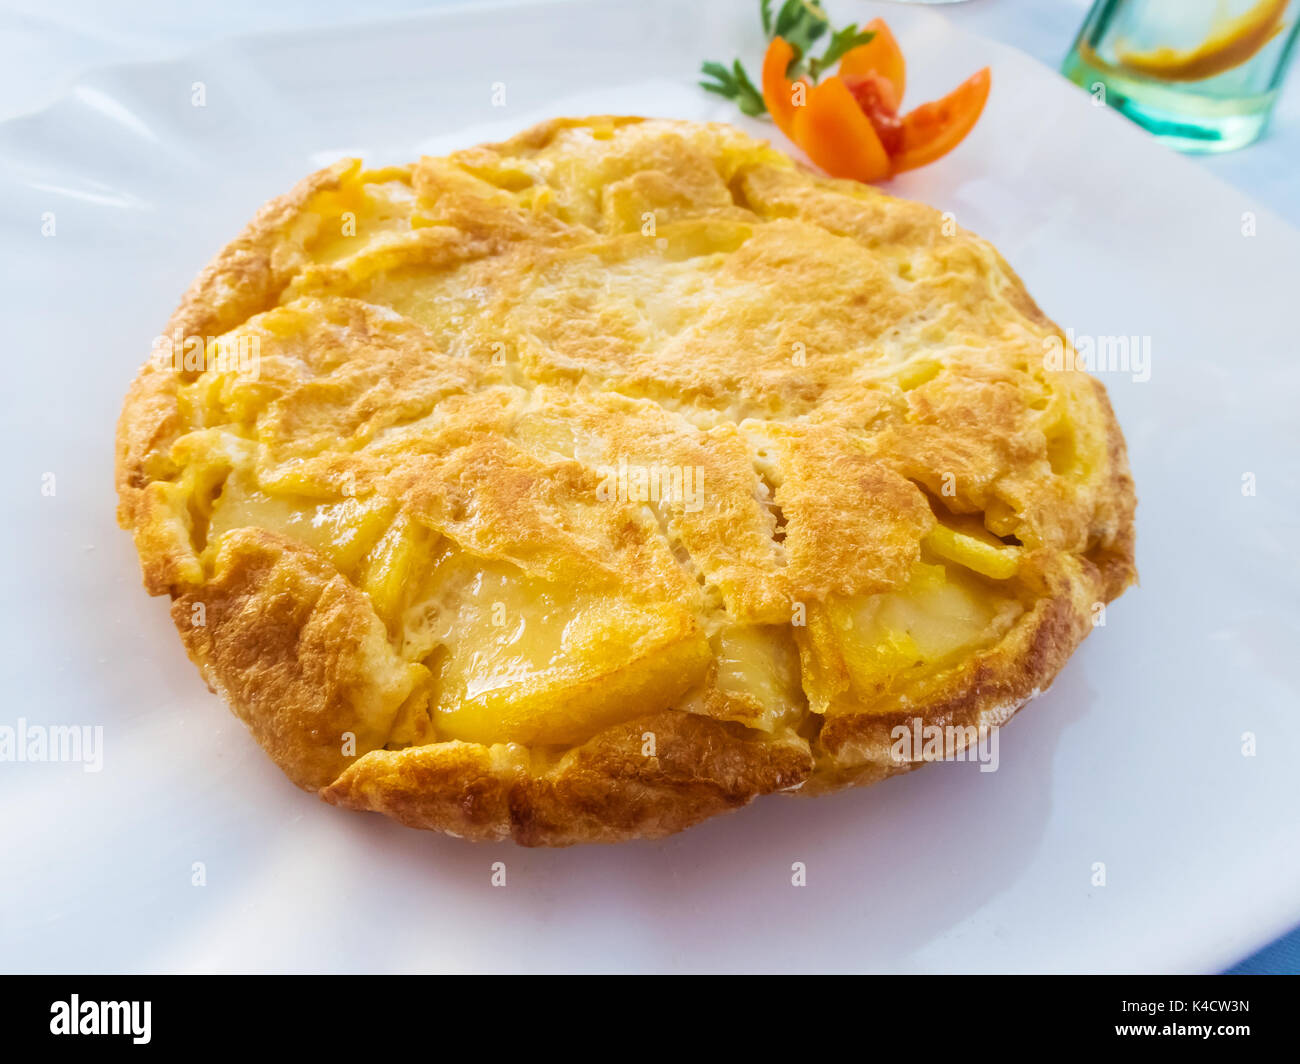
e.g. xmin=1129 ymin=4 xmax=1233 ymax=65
xmin=408 ymin=555 xmax=710 ymax=746
xmin=803 ymin=562 xmax=1023 ymax=714
xmin=709 ymin=623 xmax=804 ymax=731
xmin=924 ymin=521 xmax=1020 ymax=581
xmin=208 ymin=473 xmax=397 ymax=580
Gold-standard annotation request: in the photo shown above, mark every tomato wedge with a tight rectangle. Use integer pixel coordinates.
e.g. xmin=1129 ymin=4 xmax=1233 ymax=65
xmin=841 ymin=73 xmax=904 ymax=156
xmin=757 ymin=26 xmax=988 ymax=183
xmin=892 ymin=67 xmax=991 ymax=174
xmin=838 ymin=17 xmax=906 ymax=107
xmin=790 ymin=76 xmax=891 ymax=183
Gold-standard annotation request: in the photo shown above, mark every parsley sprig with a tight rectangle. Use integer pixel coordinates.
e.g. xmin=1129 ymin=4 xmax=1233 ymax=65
xmin=700 ymin=60 xmax=766 ymax=117
xmin=700 ymin=1 xmax=875 ymax=117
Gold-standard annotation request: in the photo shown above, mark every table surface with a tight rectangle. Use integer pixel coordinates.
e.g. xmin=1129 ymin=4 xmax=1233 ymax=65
xmin=2 ymin=0 xmax=1294 ymax=974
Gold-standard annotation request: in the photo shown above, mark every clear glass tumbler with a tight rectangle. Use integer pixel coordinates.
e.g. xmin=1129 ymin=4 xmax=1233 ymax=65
xmin=1062 ymin=0 xmax=1300 ymax=152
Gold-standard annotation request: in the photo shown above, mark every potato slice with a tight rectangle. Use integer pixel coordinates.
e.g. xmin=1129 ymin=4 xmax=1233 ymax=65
xmin=207 ymin=469 xmax=396 ymax=578
xmin=812 ymin=562 xmax=1023 ymax=710
xmin=423 ymin=559 xmax=710 ymax=746
xmin=924 ymin=523 xmax=1019 ymax=580
xmin=361 ymin=512 xmax=432 ymax=632
xmin=710 ymin=623 xmax=803 ymax=731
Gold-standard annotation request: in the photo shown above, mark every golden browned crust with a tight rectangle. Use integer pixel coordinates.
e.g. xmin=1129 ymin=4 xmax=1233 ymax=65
xmin=116 ymin=158 xmax=361 ymax=592
xmin=322 ymin=712 xmax=812 ymax=845
xmin=116 ymin=117 xmax=1136 ymax=845
xmin=171 ymin=529 xmax=424 ymax=790
xmin=810 ymin=556 xmax=1099 ymax=789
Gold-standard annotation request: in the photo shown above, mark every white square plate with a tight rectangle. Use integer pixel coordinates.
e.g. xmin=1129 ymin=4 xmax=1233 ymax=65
xmin=1 ymin=0 xmax=1297 ymax=973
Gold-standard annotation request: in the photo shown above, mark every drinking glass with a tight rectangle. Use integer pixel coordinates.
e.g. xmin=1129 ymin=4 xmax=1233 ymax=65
xmin=1063 ymin=0 xmax=1300 ymax=152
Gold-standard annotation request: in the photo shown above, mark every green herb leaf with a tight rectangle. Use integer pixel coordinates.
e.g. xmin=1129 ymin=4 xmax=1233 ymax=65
xmin=699 ymin=59 xmax=767 ymax=117
xmin=773 ymin=0 xmax=830 ymax=74
xmin=807 ymin=24 xmax=875 ymax=82
xmin=702 ymin=0 xmax=881 ymax=121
